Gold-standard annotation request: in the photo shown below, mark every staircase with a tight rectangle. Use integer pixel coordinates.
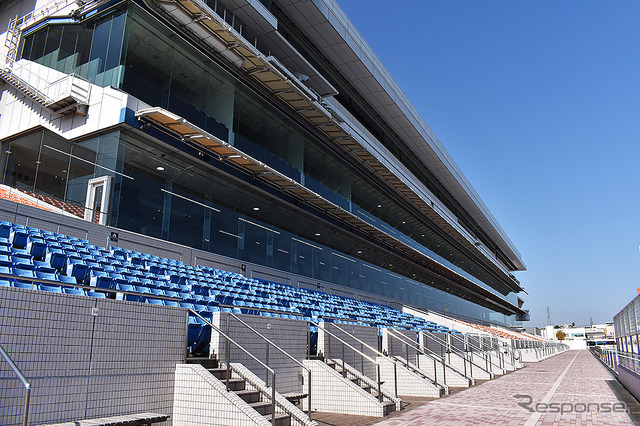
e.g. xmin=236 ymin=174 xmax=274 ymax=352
xmin=324 ymin=359 xmax=397 ymax=416
xmin=0 ymin=68 xmax=50 ymax=107
xmin=187 ymin=357 xmax=292 ymax=426
xmin=0 ymin=66 xmax=90 ymax=116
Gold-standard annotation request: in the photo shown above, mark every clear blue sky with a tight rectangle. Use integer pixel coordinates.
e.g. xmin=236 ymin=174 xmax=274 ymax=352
xmin=336 ymin=0 xmax=640 ymax=327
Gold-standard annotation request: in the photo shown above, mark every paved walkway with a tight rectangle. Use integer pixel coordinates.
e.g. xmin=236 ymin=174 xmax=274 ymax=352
xmin=375 ymin=350 xmax=637 ymax=425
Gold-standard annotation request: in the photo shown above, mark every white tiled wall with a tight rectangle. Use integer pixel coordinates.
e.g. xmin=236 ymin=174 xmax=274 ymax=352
xmin=173 ymin=364 xmax=269 ymax=426
xmin=382 ymin=328 xmax=418 ymax=364
xmin=0 ymin=286 xmax=186 ymax=426
xmin=211 ymin=313 xmax=309 ymax=395
xmin=318 ymin=323 xmax=379 ymax=379
xmin=376 ymin=356 xmax=441 ymax=398
xmin=302 ymin=360 xmax=386 ymax=417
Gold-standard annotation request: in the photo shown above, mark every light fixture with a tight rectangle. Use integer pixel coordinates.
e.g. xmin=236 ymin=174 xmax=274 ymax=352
xmin=314 ymin=233 xmax=320 ymax=236
xmin=357 ymin=250 xmax=362 ymax=254
xmin=377 ymin=204 xmax=382 ymax=208
xmin=156 ymin=166 xmax=164 ymax=171
xmin=253 ymin=207 xmax=260 ymax=211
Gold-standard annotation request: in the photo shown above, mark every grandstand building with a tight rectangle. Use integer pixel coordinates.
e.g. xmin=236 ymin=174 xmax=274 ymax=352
xmin=0 ymin=0 xmax=556 ymax=425
xmin=0 ymin=0 xmax=528 ymax=326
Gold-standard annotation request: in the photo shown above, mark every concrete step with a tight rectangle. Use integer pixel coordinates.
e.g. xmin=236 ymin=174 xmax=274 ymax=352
xmin=262 ymin=412 xmax=291 ymax=426
xmin=249 ymin=401 xmax=273 ymax=415
xmin=206 ymin=367 xmax=230 ymax=380
xmin=234 ymin=389 xmax=261 ymax=404
xmin=187 ymin=357 xmax=218 ymax=369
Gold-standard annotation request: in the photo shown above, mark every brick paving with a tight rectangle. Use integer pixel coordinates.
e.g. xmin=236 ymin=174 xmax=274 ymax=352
xmin=372 ymin=350 xmax=637 ymax=425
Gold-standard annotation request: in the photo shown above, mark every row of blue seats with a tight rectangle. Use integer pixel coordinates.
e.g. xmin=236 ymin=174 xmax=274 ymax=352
xmin=0 ymin=222 xmax=461 ymax=349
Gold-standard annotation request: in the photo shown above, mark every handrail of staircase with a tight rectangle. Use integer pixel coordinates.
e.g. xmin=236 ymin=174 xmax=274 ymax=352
xmin=329 ymin=323 xmax=409 ymax=398
xmin=422 ymin=330 xmax=493 ymax=378
xmin=189 ymin=309 xmax=277 ymax=426
xmin=228 ymin=312 xmax=312 ymax=421
xmin=1 ymin=66 xmax=54 ymax=104
xmin=310 ymin=321 xmax=388 ymax=402
xmin=385 ymin=328 xmax=453 ymax=390
xmin=449 ymin=332 xmax=508 ymax=372
xmin=0 ymin=343 xmax=31 ymax=426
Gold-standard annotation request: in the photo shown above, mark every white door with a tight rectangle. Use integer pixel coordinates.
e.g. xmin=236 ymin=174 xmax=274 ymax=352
xmin=84 ymin=176 xmax=111 ymax=225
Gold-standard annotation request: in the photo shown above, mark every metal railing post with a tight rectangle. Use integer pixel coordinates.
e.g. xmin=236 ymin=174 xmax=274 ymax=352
xmin=342 ymin=344 xmax=346 ymax=378
xmin=226 ymin=313 xmax=231 ymax=391
xmin=376 ymin=363 xmax=383 ymax=402
xmin=266 ymin=343 xmax=270 ymax=387
xmin=463 ymin=353 xmax=467 ymax=378
xmin=432 ymin=357 xmax=437 ymax=384
xmin=307 ymin=322 xmax=310 ymax=360
xmin=271 ymin=372 xmax=276 ymax=426
xmin=0 ymin=344 xmax=30 ymax=426
xmin=308 ymin=369 xmax=312 ymax=419
xmin=442 ymin=358 xmax=446 ymax=385
xmin=393 ymin=361 xmax=398 ymax=398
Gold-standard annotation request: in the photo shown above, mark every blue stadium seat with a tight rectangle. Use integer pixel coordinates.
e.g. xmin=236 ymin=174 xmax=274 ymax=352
xmin=89 ymin=270 xmax=112 ymax=289
xmin=0 ymin=279 xmax=12 ymax=286
xmin=35 ymin=270 xmax=57 ymax=281
xmin=0 ymin=222 xmax=12 ymax=239
xmin=116 ymin=283 xmax=135 ymax=292
xmin=57 ymin=275 xmax=77 ymax=285
xmin=87 ymin=291 xmax=106 ymax=298
xmin=46 ymin=252 xmax=67 ymax=271
xmin=67 ymin=263 xmax=88 ymax=284
xmin=40 ymin=284 xmax=62 ymax=293
xmin=11 ymin=230 xmax=29 ymax=249
xmin=27 ymin=239 xmax=47 ymax=260
xmin=12 ymin=267 xmax=35 ymax=279
xmin=63 ymin=288 xmax=85 ymax=296
xmin=13 ymin=281 xmax=35 ymax=289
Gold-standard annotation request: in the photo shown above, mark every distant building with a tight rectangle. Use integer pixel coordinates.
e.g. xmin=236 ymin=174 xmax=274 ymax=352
xmin=542 ymin=323 xmax=615 ymax=346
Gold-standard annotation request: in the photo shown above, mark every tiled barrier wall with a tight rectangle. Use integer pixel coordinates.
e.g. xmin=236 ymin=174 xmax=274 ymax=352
xmin=210 ymin=312 xmax=309 ymax=395
xmin=318 ymin=323 xmax=379 ymax=380
xmin=302 ymin=360 xmax=386 ymax=417
xmin=0 ymin=286 xmax=187 ymax=426
xmin=174 ymin=364 xmax=267 ymax=426
xmin=421 ymin=332 xmax=447 ymax=357
xmin=382 ymin=329 xmax=418 ymax=364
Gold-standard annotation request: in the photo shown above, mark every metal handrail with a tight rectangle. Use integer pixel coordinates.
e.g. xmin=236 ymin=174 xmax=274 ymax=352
xmin=591 ymin=346 xmax=619 ymax=372
xmin=228 ymin=312 xmax=312 ymax=421
xmin=0 ymin=343 xmax=31 ymax=426
xmin=385 ymin=328 xmax=453 ymax=390
xmin=329 ymin=323 xmax=405 ymax=398
xmin=310 ymin=321 xmax=388 ymax=402
xmin=423 ymin=331 xmax=492 ymax=377
xmin=450 ymin=333 xmax=508 ymax=371
xmin=189 ymin=310 xmax=277 ymax=425
xmin=0 ymin=272 xmax=183 ymax=302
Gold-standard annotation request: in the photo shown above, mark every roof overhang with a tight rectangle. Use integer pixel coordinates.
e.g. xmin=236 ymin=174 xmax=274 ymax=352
xmin=274 ymin=0 xmax=525 ymax=272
